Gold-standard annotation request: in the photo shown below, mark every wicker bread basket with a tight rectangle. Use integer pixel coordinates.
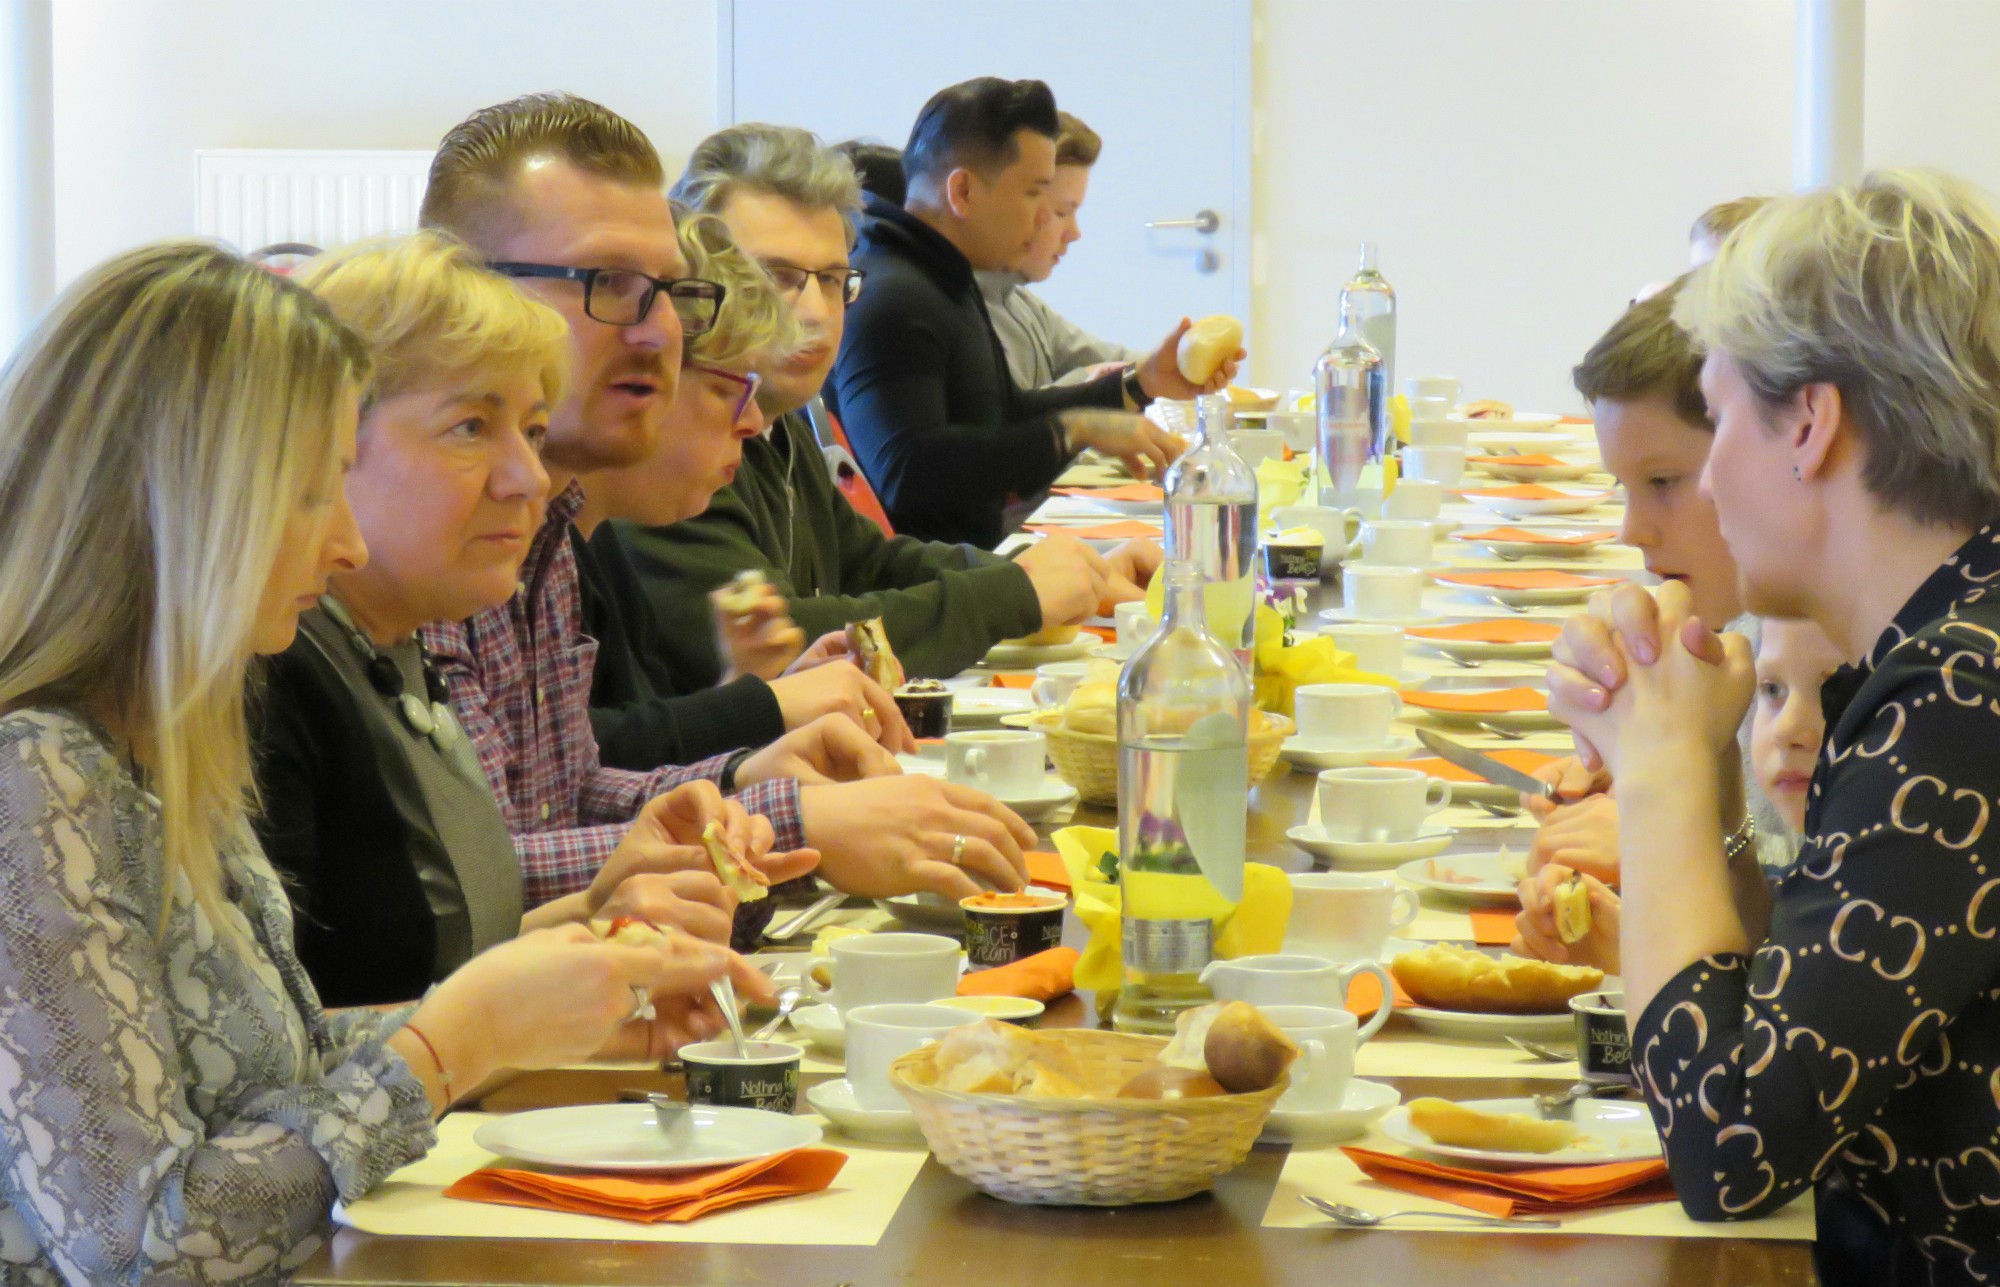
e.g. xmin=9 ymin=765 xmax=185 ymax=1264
xmin=1025 ymin=710 xmax=1292 ymax=807
xmin=888 ymin=1029 xmax=1285 ymax=1205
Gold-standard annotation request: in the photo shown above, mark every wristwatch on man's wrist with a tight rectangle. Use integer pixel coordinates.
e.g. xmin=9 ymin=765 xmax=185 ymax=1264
xmin=1121 ymin=366 xmax=1151 ymax=409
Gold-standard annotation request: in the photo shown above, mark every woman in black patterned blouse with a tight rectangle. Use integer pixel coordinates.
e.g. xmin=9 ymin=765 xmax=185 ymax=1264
xmin=1550 ymin=170 xmax=2000 ymax=1286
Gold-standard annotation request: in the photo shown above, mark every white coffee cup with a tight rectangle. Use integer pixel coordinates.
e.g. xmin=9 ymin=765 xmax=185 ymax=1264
xmin=1230 ymin=427 xmax=1287 ymax=469
xmin=1404 ymin=375 xmax=1462 ymax=407
xmin=1382 ymin=477 xmax=1443 ymax=522
xmin=807 ymin=932 xmax=961 ymax=1015
xmin=1323 ymin=622 xmax=1404 ymax=676
xmin=1259 ymin=1004 xmax=1360 ymax=1110
xmin=1115 ymin=601 xmax=1159 ymax=646
xmin=945 ymin=729 xmax=1046 ymax=798
xmin=1267 ymin=410 xmax=1316 ymax=453
xmin=843 ymin=1002 xmax=979 ymax=1111
xmin=1401 ymin=444 xmax=1466 ymax=487
xmin=1285 ymin=871 xmax=1421 ymax=961
xmin=1353 ymin=519 xmax=1434 ymax=568
xmin=1406 ymin=418 xmax=1470 ymax=449
xmin=1406 ymin=396 xmax=1452 ymax=423
xmin=1316 ymin=766 xmax=1453 ymax=843
xmin=1324 ymin=483 xmax=1384 ymax=518
xmin=1199 ymin=953 xmax=1394 ymax=1039
xmin=1343 ymin=564 xmax=1425 ymax=621
xmin=1293 ymin=682 xmax=1400 ymax=748
xmin=1029 ymin=662 xmax=1090 ymax=709
xmin=1273 ymin=504 xmax=1362 ymax=561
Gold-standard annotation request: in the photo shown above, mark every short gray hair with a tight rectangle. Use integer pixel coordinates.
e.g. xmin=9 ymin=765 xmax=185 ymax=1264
xmin=1673 ymin=168 xmax=2000 ymax=528
xmin=672 ymin=124 xmax=863 ymax=239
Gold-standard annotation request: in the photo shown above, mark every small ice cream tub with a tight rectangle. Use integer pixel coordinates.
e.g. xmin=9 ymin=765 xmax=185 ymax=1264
xmin=1263 ymin=526 xmax=1326 ymax=580
xmin=1570 ymin=990 xmax=1632 ymax=1084
xmin=959 ymin=891 xmax=1067 ymax=969
xmin=893 ymin=679 xmax=953 ymax=739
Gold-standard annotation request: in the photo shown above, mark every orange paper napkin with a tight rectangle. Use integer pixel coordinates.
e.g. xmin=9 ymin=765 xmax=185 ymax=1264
xmin=1465 ymin=453 xmax=1574 ymax=468
xmin=1027 ymin=520 xmax=1161 ymax=540
xmin=1433 ymin=569 xmax=1621 ymax=591
xmin=992 ymin=674 xmax=1035 ymax=689
xmin=1081 ymin=624 xmax=1117 ymax=643
xmin=1399 ymin=687 xmax=1548 ymax=714
xmin=1340 ymin=1146 xmax=1673 ymax=1218
xmin=1406 ymin=619 xmax=1562 ymax=644
xmin=1025 ymin=850 xmax=1072 ymax=891
xmin=1345 ymin=970 xmax=1414 ymax=1016
xmin=1469 ymin=908 xmax=1518 ymax=946
xmin=444 ymin=1148 xmax=848 ymax=1224
xmin=1458 ymin=484 xmax=1610 ymax=502
xmin=1051 ymin=483 xmax=1165 ymax=502
xmin=957 ymin=946 xmax=1078 ymax=1001
xmin=1453 ymin=526 xmax=1616 ymax=547
xmin=1369 ymin=748 xmax=1559 ymax=783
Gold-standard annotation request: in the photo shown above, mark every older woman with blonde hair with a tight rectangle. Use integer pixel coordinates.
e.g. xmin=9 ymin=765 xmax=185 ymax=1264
xmin=1549 ymin=169 xmax=2000 ymax=1285
xmin=0 ymin=242 xmax=772 ymax=1283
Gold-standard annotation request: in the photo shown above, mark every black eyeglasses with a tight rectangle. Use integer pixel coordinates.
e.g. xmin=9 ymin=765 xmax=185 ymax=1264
xmin=490 ymin=262 xmax=727 ymax=333
xmin=764 ymin=264 xmax=867 ymax=307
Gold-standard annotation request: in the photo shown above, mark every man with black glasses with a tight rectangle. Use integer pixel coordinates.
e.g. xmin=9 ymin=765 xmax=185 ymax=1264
xmin=597 ymin=121 xmax=1163 ymax=691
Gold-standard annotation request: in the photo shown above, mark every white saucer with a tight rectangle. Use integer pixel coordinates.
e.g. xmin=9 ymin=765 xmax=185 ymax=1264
xmin=1469 ymin=456 xmax=1604 ymax=484
xmin=1280 ymin=733 xmax=1420 ymax=772
xmin=1380 ymin=1095 xmax=1660 ymax=1167
xmin=472 ymin=1103 xmax=822 ymax=1172
xmin=1396 ymin=851 xmax=1527 ymax=905
xmin=806 ymin=1078 xmax=928 ymax=1145
xmin=873 ymin=891 xmax=964 ymax=932
xmin=1409 ymin=704 xmax=1564 ymax=733
xmin=951 ymin=689 xmax=1038 ymax=725
xmin=1432 ymin=577 xmax=1615 ymax=607
xmin=1462 ymin=486 xmax=1615 ymax=519
xmin=996 ymin=775 xmax=1082 ymax=820
xmin=789 ymin=1002 xmax=846 ymax=1055
xmin=1407 ymin=636 xmax=1556 ymax=662
xmin=1287 ymin=826 xmax=1453 ymax=868
xmin=982 ymin=639 xmax=1096 ymax=668
xmin=1090 ymin=641 xmax=1138 ymax=664
xmin=1397 ymin=1005 xmax=1574 ymax=1042
xmin=1318 ymin=604 xmax=1446 ymax=628
xmin=1257 ymin=1078 xmax=1402 ymax=1145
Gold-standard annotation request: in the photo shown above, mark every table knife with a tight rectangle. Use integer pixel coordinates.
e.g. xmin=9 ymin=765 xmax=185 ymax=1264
xmin=1414 ymin=727 xmax=1558 ymax=803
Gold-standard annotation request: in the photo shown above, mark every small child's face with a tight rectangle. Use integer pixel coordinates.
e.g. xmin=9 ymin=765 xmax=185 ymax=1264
xmin=1750 ymin=618 xmax=1845 ymax=835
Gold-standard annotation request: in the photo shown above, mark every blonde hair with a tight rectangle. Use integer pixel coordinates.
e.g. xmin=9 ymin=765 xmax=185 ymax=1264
xmin=0 ymin=241 xmax=366 ymax=938
xmin=1690 ymin=195 xmax=1771 ymax=245
xmin=678 ymin=211 xmax=797 ymax=370
xmin=296 ymin=231 xmax=571 ymax=412
xmin=1674 ymin=168 xmax=2000 ymax=527
xmin=421 ymin=92 xmax=664 ymax=251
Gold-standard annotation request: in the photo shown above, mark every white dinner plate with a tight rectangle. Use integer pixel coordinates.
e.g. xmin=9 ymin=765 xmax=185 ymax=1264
xmin=952 ymin=688 xmax=1038 ymax=724
xmin=1281 ymin=733 xmax=1420 ymax=773
xmin=1406 ymin=635 xmax=1557 ymax=662
xmin=1405 ymin=702 xmax=1563 ymax=732
xmin=1449 ymin=529 xmax=1618 ymax=562
xmin=1461 ymin=485 xmax=1616 ymax=519
xmin=1380 ymin=1095 xmax=1661 ymax=1168
xmin=1317 ymin=604 xmax=1448 ymax=628
xmin=806 ymin=1078 xmax=927 ymax=1144
xmin=874 ymin=891 xmax=965 ymax=931
xmin=1434 ymin=580 xmax=1613 ymax=608
xmin=1396 ymin=1006 xmax=1575 ymax=1042
xmin=1257 ymin=1078 xmax=1402 ymax=1146
xmin=1461 ymin=427 xmax=1573 ymax=453
xmin=1288 ymin=826 xmax=1453 ymax=868
xmin=471 ymin=1104 xmax=822 ymax=1173
xmin=982 ymin=639 xmax=1097 ymax=668
xmin=1468 ymin=455 xmax=1604 ymax=484
xmin=1396 ymin=851 xmax=1528 ymax=905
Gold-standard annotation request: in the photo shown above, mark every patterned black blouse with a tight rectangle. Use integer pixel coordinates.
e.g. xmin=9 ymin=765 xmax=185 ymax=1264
xmin=1635 ymin=522 xmax=2000 ymax=1284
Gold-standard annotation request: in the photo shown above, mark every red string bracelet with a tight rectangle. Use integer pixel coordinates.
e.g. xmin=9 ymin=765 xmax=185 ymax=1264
xmin=403 ymin=1022 xmax=454 ymax=1106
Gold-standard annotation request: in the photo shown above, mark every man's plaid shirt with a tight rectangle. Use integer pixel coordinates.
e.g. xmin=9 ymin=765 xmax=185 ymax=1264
xmin=422 ymin=482 xmax=804 ymax=908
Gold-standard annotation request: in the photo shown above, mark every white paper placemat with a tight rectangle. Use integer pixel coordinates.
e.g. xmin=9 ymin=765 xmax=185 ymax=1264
xmin=336 ymin=1110 xmax=927 ymax=1246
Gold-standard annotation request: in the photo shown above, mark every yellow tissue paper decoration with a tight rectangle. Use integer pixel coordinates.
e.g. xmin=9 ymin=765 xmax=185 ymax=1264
xmin=1053 ymin=825 xmax=1294 ymax=996
xmin=1391 ymin=392 xmax=1412 ymax=445
xmin=1251 ymin=601 xmax=1400 ymax=716
xmin=1254 ymin=454 xmax=1310 ymax=526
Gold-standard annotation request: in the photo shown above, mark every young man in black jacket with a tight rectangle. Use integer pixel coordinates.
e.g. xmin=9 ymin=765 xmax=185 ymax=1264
xmin=829 ymin=77 xmax=1238 ymax=548
xmin=606 ymin=121 xmax=1167 ymax=689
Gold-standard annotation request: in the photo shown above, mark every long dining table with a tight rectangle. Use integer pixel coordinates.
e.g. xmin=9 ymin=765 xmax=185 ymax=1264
xmin=296 ymin=425 xmax=1820 ymax=1285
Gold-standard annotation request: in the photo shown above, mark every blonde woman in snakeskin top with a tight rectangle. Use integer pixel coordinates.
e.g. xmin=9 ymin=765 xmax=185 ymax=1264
xmin=0 ymin=244 xmax=773 ymax=1285
xmin=1551 ymin=171 xmax=2000 ymax=1286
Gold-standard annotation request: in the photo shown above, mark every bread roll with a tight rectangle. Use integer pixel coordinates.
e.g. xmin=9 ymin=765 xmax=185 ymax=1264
xmin=1176 ymin=315 xmax=1244 ymax=384
xmin=1391 ymin=944 xmax=1603 ymax=1014
xmin=1224 ymin=385 xmax=1279 ymax=413
xmin=1458 ymin=399 xmax=1515 ymax=420
xmin=702 ymin=820 xmax=768 ymax=902
xmin=1118 ymin=1066 xmax=1229 ymax=1100
xmin=1012 ymin=624 xmax=1080 ymax=647
xmin=1554 ymin=872 xmax=1592 ymax=945
xmin=1061 ymin=681 xmax=1117 ymax=737
xmin=1407 ymin=1097 xmax=1578 ymax=1154
xmin=845 ymin=617 xmax=904 ymax=690
xmin=1016 ymin=1056 xmax=1087 ymax=1099
xmin=1159 ymin=1000 xmax=1298 ymax=1093
xmin=934 ymin=1019 xmax=1042 ymax=1093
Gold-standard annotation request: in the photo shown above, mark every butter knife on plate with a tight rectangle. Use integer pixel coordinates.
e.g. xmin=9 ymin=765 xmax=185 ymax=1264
xmin=1414 ymin=727 xmax=1558 ymax=804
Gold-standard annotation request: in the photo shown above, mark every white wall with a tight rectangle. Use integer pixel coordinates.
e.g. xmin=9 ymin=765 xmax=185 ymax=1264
xmin=1251 ymin=0 xmax=1797 ymax=411
xmin=49 ymin=0 xmax=721 ymax=282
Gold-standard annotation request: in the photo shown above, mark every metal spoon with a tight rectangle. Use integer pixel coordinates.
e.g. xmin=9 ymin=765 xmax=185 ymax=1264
xmin=1478 ymin=721 xmax=1527 ymax=741
xmin=764 ymin=890 xmax=845 ymax=942
xmin=710 ymin=976 xmax=752 ymax=1058
xmin=1445 ymin=654 xmax=1485 ymax=669
xmin=749 ymin=986 xmax=803 ymax=1042
xmin=1505 ymin=1035 xmax=1576 ymax=1062
xmin=1471 ymin=799 xmax=1522 ymax=820
xmin=644 ymin=1091 xmax=695 ymax=1148
xmin=1301 ymin=1194 xmax=1559 ymax=1229
xmin=1532 ymin=1080 xmax=1632 ymax=1118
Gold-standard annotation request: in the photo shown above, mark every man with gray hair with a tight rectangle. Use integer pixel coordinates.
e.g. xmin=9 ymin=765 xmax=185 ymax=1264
xmin=601 ymin=121 xmax=1162 ymax=692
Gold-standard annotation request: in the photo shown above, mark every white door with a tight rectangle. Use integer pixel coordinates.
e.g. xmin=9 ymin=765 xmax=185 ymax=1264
xmin=722 ymin=0 xmax=1251 ymax=357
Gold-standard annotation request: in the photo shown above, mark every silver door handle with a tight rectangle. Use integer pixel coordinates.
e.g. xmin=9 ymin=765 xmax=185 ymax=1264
xmin=1145 ymin=209 xmax=1220 ymax=234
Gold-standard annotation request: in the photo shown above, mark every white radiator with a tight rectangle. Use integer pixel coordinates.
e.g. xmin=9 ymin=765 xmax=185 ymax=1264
xmin=194 ymin=149 xmax=434 ymax=254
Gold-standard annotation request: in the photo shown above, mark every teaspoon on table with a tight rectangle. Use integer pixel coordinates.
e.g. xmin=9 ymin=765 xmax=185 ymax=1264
xmin=749 ymin=987 xmax=803 ymax=1042
xmin=1300 ymin=1194 xmax=1559 ymax=1229
xmin=710 ymin=977 xmax=752 ymax=1057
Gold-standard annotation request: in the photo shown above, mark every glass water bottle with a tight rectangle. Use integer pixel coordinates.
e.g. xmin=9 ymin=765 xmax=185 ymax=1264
xmin=1314 ymin=302 xmax=1387 ymax=506
xmin=1113 ymin=561 xmax=1251 ymax=1034
xmin=1162 ymin=393 xmax=1259 ymax=667
xmin=1340 ymin=241 xmax=1397 ymax=455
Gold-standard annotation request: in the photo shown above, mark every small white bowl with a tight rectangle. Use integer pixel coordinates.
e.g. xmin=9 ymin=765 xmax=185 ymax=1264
xmin=931 ymin=995 xmax=1047 ymax=1024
